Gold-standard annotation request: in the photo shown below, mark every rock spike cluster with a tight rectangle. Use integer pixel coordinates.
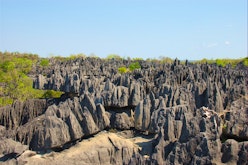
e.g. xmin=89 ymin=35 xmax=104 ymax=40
xmin=0 ymin=57 xmax=247 ymax=164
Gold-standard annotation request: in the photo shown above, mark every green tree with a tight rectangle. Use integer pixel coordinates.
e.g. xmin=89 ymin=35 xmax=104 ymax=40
xmin=0 ymin=56 xmax=35 ymax=106
xmin=1 ymin=70 xmax=31 ymax=100
xmin=129 ymin=62 xmax=141 ymax=71
xmin=1 ymin=61 xmax=15 ymax=72
xmin=40 ymin=59 xmax=50 ymax=67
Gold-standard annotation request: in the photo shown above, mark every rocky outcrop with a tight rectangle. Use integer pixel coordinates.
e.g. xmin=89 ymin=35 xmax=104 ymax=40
xmin=103 ymin=86 xmax=129 ymax=108
xmin=0 ymin=138 xmax=28 ymax=157
xmin=0 ymin=99 xmax=47 ymax=129
xmin=14 ymin=132 xmax=145 ymax=165
xmin=0 ymin=137 xmax=28 ymax=162
xmin=13 ymin=94 xmax=110 ymax=151
xmin=222 ymin=97 xmax=248 ymax=141
xmin=148 ymin=105 xmax=223 ymax=164
xmin=0 ymin=57 xmax=247 ymax=164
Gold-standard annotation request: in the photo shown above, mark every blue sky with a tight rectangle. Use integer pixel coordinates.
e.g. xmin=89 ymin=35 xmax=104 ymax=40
xmin=0 ymin=0 xmax=247 ymax=60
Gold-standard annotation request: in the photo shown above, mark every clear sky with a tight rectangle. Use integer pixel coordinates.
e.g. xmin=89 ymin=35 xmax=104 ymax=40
xmin=0 ymin=0 xmax=247 ymax=60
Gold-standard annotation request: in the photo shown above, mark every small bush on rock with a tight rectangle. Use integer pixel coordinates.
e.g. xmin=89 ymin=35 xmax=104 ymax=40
xmin=129 ymin=62 xmax=141 ymax=71
xmin=118 ymin=67 xmax=128 ymax=74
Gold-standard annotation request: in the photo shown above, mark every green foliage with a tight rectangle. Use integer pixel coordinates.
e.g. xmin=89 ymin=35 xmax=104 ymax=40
xmin=194 ymin=58 xmax=214 ymax=64
xmin=194 ymin=58 xmax=247 ymax=68
xmin=0 ymin=51 xmax=39 ymax=63
xmin=1 ymin=61 xmax=15 ymax=72
xmin=216 ymin=59 xmax=225 ymax=67
xmin=132 ymin=57 xmax=143 ymax=61
xmin=0 ymin=51 xmax=40 ymax=107
xmin=106 ymin=54 xmax=122 ymax=60
xmin=68 ymin=53 xmax=86 ymax=60
xmin=0 ymin=55 xmax=33 ymax=76
xmin=129 ymin=62 xmax=141 ymax=71
xmin=0 ymin=51 xmax=246 ymax=107
xmin=42 ymin=90 xmax=64 ymax=98
xmin=40 ymin=59 xmax=49 ymax=67
xmin=0 ymin=71 xmax=33 ymax=100
xmin=243 ymin=58 xmax=248 ymax=66
xmin=16 ymin=58 xmax=33 ymax=73
xmin=118 ymin=67 xmax=128 ymax=74
xmin=0 ymin=58 xmax=33 ymax=74
xmin=118 ymin=62 xmax=141 ymax=73
xmin=215 ymin=58 xmax=244 ymax=68
xmin=0 ymin=97 xmax=13 ymax=107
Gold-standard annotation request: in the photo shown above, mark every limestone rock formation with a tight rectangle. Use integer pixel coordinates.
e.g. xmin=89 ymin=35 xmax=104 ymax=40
xmin=0 ymin=57 xmax=247 ymax=164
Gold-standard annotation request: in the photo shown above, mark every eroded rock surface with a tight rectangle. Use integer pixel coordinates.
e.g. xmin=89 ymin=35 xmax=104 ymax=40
xmin=0 ymin=58 xmax=247 ymax=164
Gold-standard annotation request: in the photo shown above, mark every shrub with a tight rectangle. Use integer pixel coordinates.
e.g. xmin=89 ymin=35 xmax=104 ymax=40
xmin=0 ymin=97 xmax=13 ymax=107
xmin=42 ymin=90 xmax=64 ymax=98
xmin=0 ymin=52 xmax=66 ymax=107
xmin=215 ymin=58 xmax=243 ymax=68
xmin=40 ymin=59 xmax=49 ymax=67
xmin=106 ymin=54 xmax=122 ymax=60
xmin=132 ymin=57 xmax=143 ymax=61
xmin=68 ymin=53 xmax=86 ymax=60
xmin=216 ymin=59 xmax=226 ymax=67
xmin=1 ymin=61 xmax=15 ymax=72
xmin=129 ymin=62 xmax=141 ymax=71
xmin=243 ymin=58 xmax=248 ymax=66
xmin=118 ymin=67 xmax=128 ymax=74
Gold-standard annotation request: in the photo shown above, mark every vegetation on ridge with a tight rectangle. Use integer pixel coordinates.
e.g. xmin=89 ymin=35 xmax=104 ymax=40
xmin=0 ymin=51 xmax=247 ymax=107
xmin=0 ymin=51 xmax=63 ymax=107
xmin=118 ymin=62 xmax=141 ymax=74
xmin=193 ymin=58 xmax=248 ymax=68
